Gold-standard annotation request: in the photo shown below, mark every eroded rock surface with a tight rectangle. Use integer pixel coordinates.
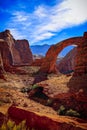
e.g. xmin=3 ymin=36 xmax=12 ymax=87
xmin=0 ymin=30 xmax=33 ymax=74
xmin=40 ymin=32 xmax=87 ymax=75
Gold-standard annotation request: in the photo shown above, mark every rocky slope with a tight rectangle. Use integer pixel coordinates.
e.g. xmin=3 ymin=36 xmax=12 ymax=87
xmin=27 ymin=74 xmax=87 ymax=119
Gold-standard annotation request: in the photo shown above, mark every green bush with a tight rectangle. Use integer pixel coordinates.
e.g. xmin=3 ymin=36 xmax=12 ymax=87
xmin=57 ymin=105 xmax=66 ymax=115
xmin=0 ymin=120 xmax=26 ymax=130
xmin=46 ymin=99 xmax=53 ymax=106
xmin=57 ymin=105 xmax=80 ymax=118
xmin=20 ymin=84 xmax=39 ymax=93
xmin=0 ymin=119 xmax=35 ymax=130
xmin=31 ymin=84 xmax=39 ymax=90
xmin=7 ymin=119 xmax=15 ymax=129
xmin=20 ymin=87 xmax=30 ymax=93
xmin=65 ymin=109 xmax=80 ymax=117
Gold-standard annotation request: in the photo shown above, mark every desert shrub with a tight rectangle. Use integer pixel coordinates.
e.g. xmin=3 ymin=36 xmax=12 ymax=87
xmin=21 ymin=84 xmax=39 ymax=93
xmin=20 ymin=87 xmax=30 ymax=93
xmin=65 ymin=109 xmax=80 ymax=117
xmin=7 ymin=119 xmax=15 ymax=129
xmin=57 ymin=106 xmax=80 ymax=118
xmin=46 ymin=99 xmax=53 ymax=106
xmin=57 ymin=105 xmax=66 ymax=115
xmin=31 ymin=84 xmax=39 ymax=90
xmin=0 ymin=119 xmax=35 ymax=130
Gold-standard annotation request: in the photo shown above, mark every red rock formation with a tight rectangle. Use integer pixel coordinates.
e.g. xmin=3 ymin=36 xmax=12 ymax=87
xmin=74 ymin=34 xmax=87 ymax=75
xmin=53 ymin=91 xmax=87 ymax=116
xmin=32 ymin=58 xmax=44 ymax=66
xmin=8 ymin=106 xmax=87 ymax=130
xmin=40 ymin=32 xmax=87 ymax=75
xmin=0 ymin=46 xmax=6 ymax=79
xmin=15 ymin=40 xmax=33 ymax=65
xmin=0 ymin=112 xmax=5 ymax=127
xmin=0 ymin=30 xmax=21 ymax=66
xmin=57 ymin=47 xmax=77 ymax=73
xmin=0 ymin=30 xmax=33 ymax=74
xmin=0 ymin=39 xmax=12 ymax=72
xmin=0 ymin=51 xmax=5 ymax=74
xmin=32 ymin=54 xmax=44 ymax=66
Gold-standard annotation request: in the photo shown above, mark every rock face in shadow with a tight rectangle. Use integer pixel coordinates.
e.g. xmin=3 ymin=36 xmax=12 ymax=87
xmin=0 ymin=30 xmax=33 ymax=74
xmin=0 ymin=51 xmax=5 ymax=74
xmin=74 ymin=34 xmax=87 ymax=75
xmin=56 ymin=48 xmax=77 ymax=74
xmin=0 ymin=39 xmax=12 ymax=73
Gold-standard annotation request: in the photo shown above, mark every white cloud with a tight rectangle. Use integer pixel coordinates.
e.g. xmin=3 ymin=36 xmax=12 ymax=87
xmin=9 ymin=28 xmax=26 ymax=39
xmin=11 ymin=11 xmax=30 ymax=23
xmin=7 ymin=0 xmax=87 ymax=44
xmin=34 ymin=6 xmax=47 ymax=18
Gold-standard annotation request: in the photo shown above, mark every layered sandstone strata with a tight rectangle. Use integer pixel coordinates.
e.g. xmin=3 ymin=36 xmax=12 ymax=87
xmin=0 ymin=30 xmax=33 ymax=74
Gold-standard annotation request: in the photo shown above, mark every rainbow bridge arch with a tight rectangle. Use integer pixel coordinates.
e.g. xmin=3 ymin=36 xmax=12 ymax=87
xmin=40 ymin=32 xmax=87 ymax=75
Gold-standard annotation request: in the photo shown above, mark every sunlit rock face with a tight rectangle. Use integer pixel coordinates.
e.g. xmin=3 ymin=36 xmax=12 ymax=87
xmin=40 ymin=32 xmax=87 ymax=75
xmin=15 ymin=40 xmax=33 ymax=65
xmin=0 ymin=30 xmax=33 ymax=73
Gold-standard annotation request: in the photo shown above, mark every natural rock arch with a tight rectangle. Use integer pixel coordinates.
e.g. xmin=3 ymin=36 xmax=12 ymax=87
xmin=40 ymin=32 xmax=87 ymax=75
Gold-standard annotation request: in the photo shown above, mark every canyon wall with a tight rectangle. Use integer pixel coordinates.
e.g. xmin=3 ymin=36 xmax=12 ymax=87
xmin=74 ymin=33 xmax=87 ymax=75
xmin=0 ymin=30 xmax=33 ymax=74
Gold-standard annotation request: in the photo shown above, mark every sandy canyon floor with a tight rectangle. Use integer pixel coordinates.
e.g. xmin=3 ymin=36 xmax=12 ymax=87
xmin=0 ymin=66 xmax=87 ymax=129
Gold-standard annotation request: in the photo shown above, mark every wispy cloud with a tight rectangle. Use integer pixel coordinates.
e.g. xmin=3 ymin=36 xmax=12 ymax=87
xmin=9 ymin=28 xmax=26 ymax=39
xmin=7 ymin=0 xmax=87 ymax=45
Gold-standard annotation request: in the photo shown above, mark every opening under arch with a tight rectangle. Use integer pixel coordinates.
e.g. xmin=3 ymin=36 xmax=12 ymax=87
xmin=56 ymin=45 xmax=77 ymax=74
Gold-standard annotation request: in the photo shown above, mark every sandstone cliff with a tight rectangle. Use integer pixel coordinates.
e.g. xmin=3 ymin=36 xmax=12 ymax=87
xmin=0 ymin=30 xmax=33 ymax=74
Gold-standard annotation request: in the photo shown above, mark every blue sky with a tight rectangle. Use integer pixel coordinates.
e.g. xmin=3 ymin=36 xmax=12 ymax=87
xmin=0 ymin=0 xmax=87 ymax=47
